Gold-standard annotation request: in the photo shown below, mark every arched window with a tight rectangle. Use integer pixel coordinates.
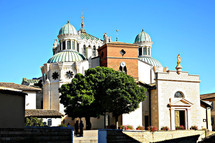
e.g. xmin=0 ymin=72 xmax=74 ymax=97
xmin=72 ymin=41 xmax=75 ymax=50
xmin=143 ymin=47 xmax=147 ymax=55
xmin=77 ymin=43 xmax=79 ymax=52
xmin=148 ymin=47 xmax=150 ymax=56
xmin=83 ymin=45 xmax=87 ymax=57
xmin=139 ymin=47 xmax=142 ymax=56
xmin=174 ymin=91 xmax=184 ymax=98
xmin=119 ymin=62 xmax=127 ymax=74
xmin=93 ymin=46 xmax=96 ymax=57
xmin=63 ymin=41 xmax=66 ymax=50
xmin=67 ymin=41 xmax=71 ymax=49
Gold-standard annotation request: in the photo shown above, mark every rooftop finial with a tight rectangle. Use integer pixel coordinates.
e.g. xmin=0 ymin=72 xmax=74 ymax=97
xmin=116 ymin=29 xmax=119 ymax=42
xmin=176 ymin=53 xmax=182 ymax=74
xmin=67 ymin=20 xmax=69 ymax=23
xmin=81 ymin=11 xmax=85 ymax=29
xmin=142 ymin=29 xmax=144 ymax=32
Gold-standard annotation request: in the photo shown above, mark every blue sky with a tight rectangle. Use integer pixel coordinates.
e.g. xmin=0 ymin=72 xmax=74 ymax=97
xmin=0 ymin=0 xmax=214 ymax=94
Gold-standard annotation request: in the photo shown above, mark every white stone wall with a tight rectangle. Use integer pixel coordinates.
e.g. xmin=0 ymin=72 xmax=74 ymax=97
xmin=138 ymin=61 xmax=152 ymax=84
xmin=156 ymin=71 xmax=201 ymax=130
xmin=41 ymin=60 xmax=89 ymax=113
xmin=25 ymin=91 xmax=37 ymax=109
xmin=122 ymin=103 xmax=142 ymax=129
xmin=42 ymin=118 xmax=62 ymax=127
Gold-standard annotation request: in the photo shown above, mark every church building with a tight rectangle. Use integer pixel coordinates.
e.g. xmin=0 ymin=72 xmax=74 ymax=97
xmin=40 ymin=17 xmax=212 ymax=130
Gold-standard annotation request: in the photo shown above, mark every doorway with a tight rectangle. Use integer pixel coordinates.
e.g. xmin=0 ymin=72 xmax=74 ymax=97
xmin=175 ymin=110 xmax=185 ymax=129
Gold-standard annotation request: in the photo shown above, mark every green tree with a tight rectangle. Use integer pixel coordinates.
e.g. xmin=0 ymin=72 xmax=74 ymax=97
xmin=25 ymin=117 xmax=44 ymax=127
xmin=85 ymin=67 xmax=146 ymax=128
xmin=59 ymin=67 xmax=146 ymax=129
xmin=59 ymin=73 xmax=96 ymax=130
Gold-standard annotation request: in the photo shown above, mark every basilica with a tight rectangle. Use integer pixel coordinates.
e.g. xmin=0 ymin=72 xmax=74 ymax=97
xmin=37 ymin=17 xmax=212 ymax=130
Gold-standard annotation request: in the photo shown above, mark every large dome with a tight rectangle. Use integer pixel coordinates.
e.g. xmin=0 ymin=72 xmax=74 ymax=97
xmin=47 ymin=50 xmax=85 ymax=63
xmin=139 ymin=56 xmax=162 ymax=67
xmin=134 ymin=29 xmax=151 ymax=43
xmin=59 ymin=21 xmax=78 ymax=35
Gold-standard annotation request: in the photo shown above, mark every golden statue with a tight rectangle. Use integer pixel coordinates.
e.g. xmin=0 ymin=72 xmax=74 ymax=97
xmin=177 ymin=53 xmax=181 ymax=66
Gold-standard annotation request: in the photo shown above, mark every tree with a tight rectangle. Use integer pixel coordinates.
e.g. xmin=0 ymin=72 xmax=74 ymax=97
xmin=59 ymin=73 xmax=97 ymax=130
xmin=59 ymin=67 xmax=146 ymax=129
xmin=85 ymin=67 xmax=146 ymax=128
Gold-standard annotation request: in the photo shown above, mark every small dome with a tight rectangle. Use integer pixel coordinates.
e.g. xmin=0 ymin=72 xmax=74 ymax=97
xmin=134 ymin=29 xmax=151 ymax=43
xmin=139 ymin=56 xmax=162 ymax=67
xmin=48 ymin=50 xmax=85 ymax=63
xmin=59 ymin=21 xmax=78 ymax=35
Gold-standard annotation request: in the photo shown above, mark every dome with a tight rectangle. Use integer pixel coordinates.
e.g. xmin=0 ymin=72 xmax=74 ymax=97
xmin=47 ymin=50 xmax=85 ymax=63
xmin=134 ymin=29 xmax=151 ymax=43
xmin=59 ymin=21 xmax=78 ymax=35
xmin=139 ymin=56 xmax=162 ymax=67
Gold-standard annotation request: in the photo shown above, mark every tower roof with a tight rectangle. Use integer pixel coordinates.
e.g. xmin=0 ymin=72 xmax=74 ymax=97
xmin=134 ymin=29 xmax=151 ymax=43
xmin=59 ymin=21 xmax=78 ymax=35
xmin=139 ymin=56 xmax=162 ymax=67
xmin=47 ymin=50 xmax=85 ymax=63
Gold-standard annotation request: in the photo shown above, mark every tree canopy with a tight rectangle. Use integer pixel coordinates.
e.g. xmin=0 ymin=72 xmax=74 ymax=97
xmin=59 ymin=66 xmax=146 ymax=129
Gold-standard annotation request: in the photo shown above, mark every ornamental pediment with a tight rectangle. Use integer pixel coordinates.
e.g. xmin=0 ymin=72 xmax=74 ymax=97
xmin=168 ymin=98 xmax=193 ymax=107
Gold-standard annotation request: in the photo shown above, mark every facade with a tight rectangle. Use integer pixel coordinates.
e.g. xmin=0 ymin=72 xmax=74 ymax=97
xmin=0 ymin=86 xmax=26 ymax=128
xmin=201 ymin=93 xmax=215 ymax=130
xmin=39 ymin=19 xmax=211 ymax=130
xmin=0 ymin=82 xmax=41 ymax=109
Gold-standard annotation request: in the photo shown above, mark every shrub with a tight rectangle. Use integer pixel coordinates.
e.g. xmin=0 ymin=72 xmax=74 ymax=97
xmin=120 ymin=125 xmax=134 ymax=130
xmin=58 ymin=124 xmax=67 ymax=127
xmin=161 ymin=126 xmax=169 ymax=131
xmin=136 ymin=125 xmax=144 ymax=130
xmin=190 ymin=125 xmax=198 ymax=130
xmin=147 ymin=126 xmax=158 ymax=132
xmin=176 ymin=125 xmax=185 ymax=130
xmin=25 ymin=117 xmax=44 ymax=127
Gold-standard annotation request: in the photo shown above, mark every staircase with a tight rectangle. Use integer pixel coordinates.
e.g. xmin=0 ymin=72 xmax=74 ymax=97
xmin=73 ymin=130 xmax=98 ymax=143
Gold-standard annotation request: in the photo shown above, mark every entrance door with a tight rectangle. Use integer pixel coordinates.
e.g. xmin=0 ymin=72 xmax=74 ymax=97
xmin=175 ymin=110 xmax=185 ymax=129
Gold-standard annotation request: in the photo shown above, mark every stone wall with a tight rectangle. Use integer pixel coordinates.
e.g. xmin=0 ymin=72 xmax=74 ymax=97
xmin=0 ymin=127 xmax=73 ymax=143
xmin=98 ymin=129 xmax=207 ymax=143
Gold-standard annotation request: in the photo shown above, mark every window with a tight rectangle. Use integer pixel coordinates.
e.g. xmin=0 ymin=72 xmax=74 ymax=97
xmin=93 ymin=46 xmax=96 ymax=56
xmin=174 ymin=91 xmax=184 ymax=98
xmin=63 ymin=41 xmax=66 ymax=50
xmin=120 ymin=49 xmax=126 ymax=56
xmin=72 ymin=41 xmax=75 ymax=50
xmin=48 ymin=119 xmax=52 ymax=126
xmin=139 ymin=47 xmax=142 ymax=56
xmin=77 ymin=43 xmax=79 ymax=52
xmin=83 ymin=45 xmax=87 ymax=57
xmin=148 ymin=47 xmax=150 ymax=55
xmin=67 ymin=41 xmax=71 ymax=49
xmin=143 ymin=47 xmax=147 ymax=55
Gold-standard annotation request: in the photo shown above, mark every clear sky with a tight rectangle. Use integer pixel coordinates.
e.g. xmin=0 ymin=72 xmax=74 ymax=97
xmin=0 ymin=0 xmax=214 ymax=94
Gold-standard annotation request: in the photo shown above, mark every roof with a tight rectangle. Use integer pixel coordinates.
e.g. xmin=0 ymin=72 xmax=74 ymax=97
xmin=22 ymin=77 xmax=41 ymax=87
xmin=0 ymin=86 xmax=27 ymax=96
xmin=134 ymin=29 xmax=151 ymax=43
xmin=59 ymin=21 xmax=77 ymax=35
xmin=0 ymin=82 xmax=41 ymax=91
xmin=200 ymin=100 xmax=212 ymax=108
xmin=137 ymin=81 xmax=156 ymax=89
xmin=107 ymin=41 xmax=138 ymax=46
xmin=80 ymin=32 xmax=100 ymax=40
xmin=201 ymin=93 xmax=215 ymax=101
xmin=47 ymin=50 xmax=86 ymax=63
xmin=25 ymin=109 xmax=63 ymax=118
xmin=139 ymin=56 xmax=163 ymax=67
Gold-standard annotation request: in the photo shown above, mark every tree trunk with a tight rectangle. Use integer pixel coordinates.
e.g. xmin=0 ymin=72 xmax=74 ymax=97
xmin=85 ymin=116 xmax=91 ymax=130
xmin=115 ymin=115 xmax=119 ymax=129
